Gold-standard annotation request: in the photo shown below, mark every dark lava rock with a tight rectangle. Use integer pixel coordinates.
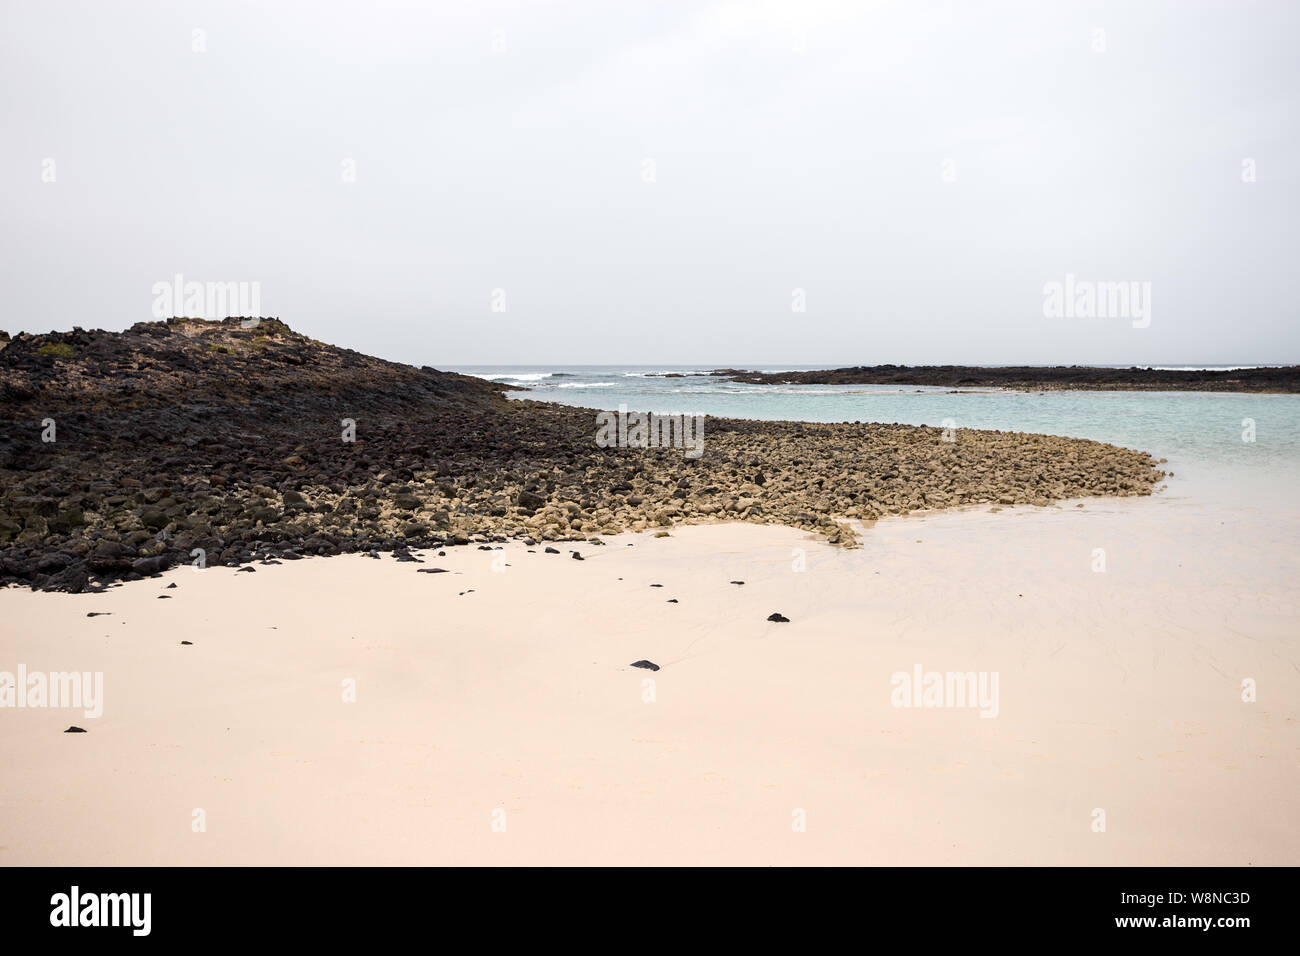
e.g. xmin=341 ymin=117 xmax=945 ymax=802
xmin=64 ymin=726 xmax=87 ymax=733
xmin=0 ymin=316 xmax=1166 ymax=595
xmin=571 ymin=551 xmax=583 ymax=561
xmin=180 ymin=640 xmax=192 ymax=645
xmin=166 ymin=582 xmax=177 ymax=589
xmin=86 ymin=612 xmax=110 ymax=617
xmin=417 ymin=568 xmax=449 ymax=574
xmin=730 ymin=580 xmax=744 ymax=585
xmin=767 ymin=612 xmax=790 ymax=622
xmin=650 ymin=583 xmax=663 ymax=588
xmin=667 ymin=599 xmax=678 ymax=603
xmin=131 ymin=556 xmax=168 ymax=576
xmin=630 ymin=660 xmax=660 ymax=671
xmin=517 ymin=490 xmax=546 ymax=510
xmin=236 ymin=566 xmax=255 ymax=573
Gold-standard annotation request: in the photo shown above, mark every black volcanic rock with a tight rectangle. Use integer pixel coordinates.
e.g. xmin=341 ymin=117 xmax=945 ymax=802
xmin=0 ymin=317 xmax=1168 ymax=592
xmin=710 ymin=364 xmax=1300 ymax=393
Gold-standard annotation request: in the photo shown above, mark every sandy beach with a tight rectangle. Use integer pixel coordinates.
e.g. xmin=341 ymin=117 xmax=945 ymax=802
xmin=3 ymin=488 xmax=1295 ymax=866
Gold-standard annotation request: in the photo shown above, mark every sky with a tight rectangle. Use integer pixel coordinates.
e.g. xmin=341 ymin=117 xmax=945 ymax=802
xmin=1 ymin=0 xmax=1296 ymax=366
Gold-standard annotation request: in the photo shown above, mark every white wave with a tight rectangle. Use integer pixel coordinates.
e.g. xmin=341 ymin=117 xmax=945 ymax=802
xmin=622 ymin=370 xmax=704 ymax=378
xmin=478 ymin=372 xmax=554 ymax=382
xmin=557 ymin=381 xmax=618 ymax=388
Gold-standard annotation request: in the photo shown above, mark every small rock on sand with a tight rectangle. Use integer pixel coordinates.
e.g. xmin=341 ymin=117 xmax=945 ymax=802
xmin=767 ymin=612 xmax=790 ymax=623
xmin=630 ymin=660 xmax=660 ymax=671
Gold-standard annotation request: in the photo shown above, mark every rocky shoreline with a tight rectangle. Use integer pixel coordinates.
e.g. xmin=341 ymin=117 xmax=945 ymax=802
xmin=709 ymin=364 xmax=1300 ymax=392
xmin=0 ymin=318 xmax=1166 ymax=593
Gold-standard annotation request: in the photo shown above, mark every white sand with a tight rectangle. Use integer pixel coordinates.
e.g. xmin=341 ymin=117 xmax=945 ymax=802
xmin=1 ymin=493 xmax=1296 ymax=865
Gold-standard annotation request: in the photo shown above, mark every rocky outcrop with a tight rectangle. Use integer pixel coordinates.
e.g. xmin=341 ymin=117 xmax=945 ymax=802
xmin=709 ymin=365 xmax=1300 ymax=392
xmin=0 ymin=318 xmax=1166 ymax=592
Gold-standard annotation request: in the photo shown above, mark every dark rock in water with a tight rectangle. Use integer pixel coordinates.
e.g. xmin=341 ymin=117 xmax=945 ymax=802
xmin=570 ymin=551 xmax=583 ymax=561
xmin=630 ymin=660 xmax=660 ymax=671
xmin=417 ymin=568 xmax=449 ymax=574
xmin=767 ymin=612 xmax=789 ymax=622
xmin=180 ymin=640 xmax=192 ymax=645
xmin=544 ymin=547 xmax=560 ymax=554
xmin=64 ymin=726 xmax=87 ymax=733
xmin=86 ymin=612 xmax=110 ymax=617
xmin=730 ymin=580 xmax=744 ymax=585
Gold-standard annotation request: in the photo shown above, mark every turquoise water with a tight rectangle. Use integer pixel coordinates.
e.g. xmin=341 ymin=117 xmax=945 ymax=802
xmin=447 ymin=365 xmax=1300 ymax=510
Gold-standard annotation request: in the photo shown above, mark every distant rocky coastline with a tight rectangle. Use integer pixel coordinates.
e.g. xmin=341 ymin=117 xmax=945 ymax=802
xmin=708 ymin=364 xmax=1300 ymax=392
xmin=1 ymin=318 xmax=1166 ymax=592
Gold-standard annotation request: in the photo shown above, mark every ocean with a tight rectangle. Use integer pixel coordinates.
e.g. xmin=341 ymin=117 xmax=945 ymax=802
xmin=446 ymin=365 xmax=1300 ymax=512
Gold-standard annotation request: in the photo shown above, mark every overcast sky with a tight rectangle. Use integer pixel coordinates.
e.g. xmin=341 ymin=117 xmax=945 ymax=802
xmin=2 ymin=0 xmax=1296 ymax=366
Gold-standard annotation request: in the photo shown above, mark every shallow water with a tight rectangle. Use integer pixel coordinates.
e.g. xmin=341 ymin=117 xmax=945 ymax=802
xmin=448 ymin=364 xmax=1300 ymax=512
